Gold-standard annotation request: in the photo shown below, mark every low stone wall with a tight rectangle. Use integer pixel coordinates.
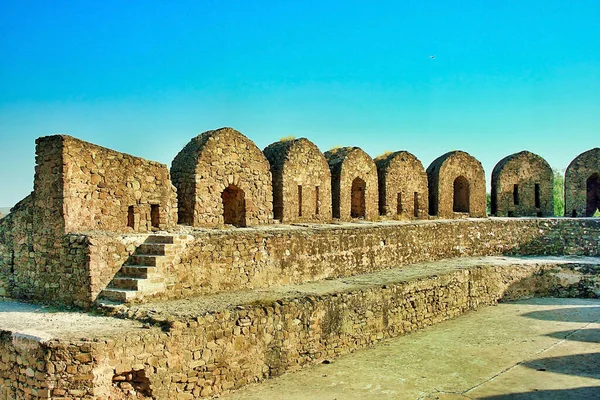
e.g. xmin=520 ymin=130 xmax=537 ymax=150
xmin=2 ymin=259 xmax=596 ymax=399
xmin=153 ymin=218 xmax=600 ymax=302
xmin=0 ymin=331 xmax=97 ymax=399
xmin=2 ymin=218 xmax=600 ymax=307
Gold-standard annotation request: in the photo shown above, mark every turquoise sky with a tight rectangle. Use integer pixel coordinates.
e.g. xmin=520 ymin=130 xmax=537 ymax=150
xmin=1 ymin=1 xmax=599 ymax=207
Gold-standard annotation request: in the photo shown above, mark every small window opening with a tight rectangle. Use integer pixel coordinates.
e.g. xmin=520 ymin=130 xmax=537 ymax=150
xmin=413 ymin=192 xmax=419 ymax=218
xmin=127 ymin=206 xmax=135 ymax=229
xmin=572 ymin=209 xmax=577 ymax=217
xmin=513 ymin=184 xmax=519 ymax=205
xmin=537 ymin=211 xmax=543 ymax=217
xmin=150 ymin=204 xmax=160 ymax=229
xmin=315 ymin=186 xmax=320 ymax=215
xmin=298 ymin=185 xmax=303 ymax=217
xmin=396 ymin=193 xmax=403 ymax=215
xmin=534 ymin=184 xmax=541 ymax=208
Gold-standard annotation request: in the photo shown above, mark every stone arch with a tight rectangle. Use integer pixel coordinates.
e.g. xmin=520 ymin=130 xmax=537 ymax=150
xmin=221 ymin=184 xmax=246 ymax=227
xmin=565 ymin=148 xmax=600 ymax=217
xmin=324 ymin=147 xmax=378 ymax=221
xmin=375 ymin=151 xmax=428 ymax=219
xmin=453 ymin=176 xmax=470 ymax=213
xmin=171 ymin=127 xmax=273 ymax=227
xmin=426 ymin=151 xmax=486 ymax=218
xmin=491 ymin=151 xmax=554 ymax=217
xmin=263 ymin=138 xmax=332 ymax=223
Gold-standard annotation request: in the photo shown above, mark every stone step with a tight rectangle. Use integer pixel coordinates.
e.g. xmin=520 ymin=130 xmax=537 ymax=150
xmin=128 ymin=255 xmax=160 ymax=266
xmin=137 ymin=243 xmax=167 ymax=256
xmin=99 ymin=288 xmax=138 ymax=302
xmin=112 ymin=277 xmax=164 ymax=291
xmin=144 ymin=235 xmax=174 ymax=244
xmin=120 ymin=265 xmax=157 ymax=279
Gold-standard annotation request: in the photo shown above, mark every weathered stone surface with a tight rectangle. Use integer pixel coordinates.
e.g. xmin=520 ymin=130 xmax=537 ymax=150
xmin=375 ymin=151 xmax=428 ymax=219
xmin=426 ymin=150 xmax=486 ymax=218
xmin=565 ymin=148 xmax=600 ymax=217
xmin=38 ymin=135 xmax=178 ymax=233
xmin=171 ymin=127 xmax=273 ymax=227
xmin=324 ymin=147 xmax=378 ymax=221
xmin=263 ymin=138 xmax=332 ymax=223
xmin=491 ymin=151 xmax=554 ymax=217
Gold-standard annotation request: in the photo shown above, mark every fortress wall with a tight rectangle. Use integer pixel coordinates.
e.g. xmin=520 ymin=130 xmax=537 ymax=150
xmin=59 ymin=135 xmax=178 ymax=233
xmin=78 ymin=219 xmax=600 ymax=304
xmin=2 ymin=217 xmax=599 ymax=308
xmin=155 ymin=218 xmax=600 ymax=301
xmin=3 ymin=261 xmax=595 ymax=399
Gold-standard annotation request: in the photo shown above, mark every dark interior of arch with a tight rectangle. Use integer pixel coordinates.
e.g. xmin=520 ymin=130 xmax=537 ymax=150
xmin=586 ymin=173 xmax=600 ymax=217
xmin=222 ymin=184 xmax=246 ymax=227
xmin=351 ymin=177 xmax=366 ymax=218
xmin=453 ymin=176 xmax=470 ymax=213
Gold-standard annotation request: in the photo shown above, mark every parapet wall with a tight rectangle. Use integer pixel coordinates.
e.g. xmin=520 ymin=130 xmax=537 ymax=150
xmin=86 ymin=218 xmax=600 ymax=306
xmin=2 ymin=218 xmax=600 ymax=307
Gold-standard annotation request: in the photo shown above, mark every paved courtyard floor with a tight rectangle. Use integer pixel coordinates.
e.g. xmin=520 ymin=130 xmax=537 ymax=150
xmin=222 ymin=297 xmax=600 ymax=400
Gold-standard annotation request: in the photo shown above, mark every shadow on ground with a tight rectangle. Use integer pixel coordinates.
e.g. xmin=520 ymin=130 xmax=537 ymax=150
xmin=481 ymin=386 xmax=600 ymax=399
xmin=545 ymin=329 xmax=600 ymax=343
xmin=522 ymin=353 xmax=600 ymax=379
xmin=519 ymin=307 xmax=600 ymax=323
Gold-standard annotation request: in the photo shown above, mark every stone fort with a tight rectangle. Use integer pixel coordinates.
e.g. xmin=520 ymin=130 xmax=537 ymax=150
xmin=0 ymin=127 xmax=599 ymax=399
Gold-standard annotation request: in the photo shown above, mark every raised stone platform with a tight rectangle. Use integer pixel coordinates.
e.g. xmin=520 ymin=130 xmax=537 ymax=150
xmin=2 ymin=255 xmax=599 ymax=399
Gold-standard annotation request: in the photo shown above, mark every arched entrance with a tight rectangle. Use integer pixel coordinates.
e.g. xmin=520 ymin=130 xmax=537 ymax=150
xmin=586 ymin=173 xmax=600 ymax=217
xmin=453 ymin=176 xmax=470 ymax=213
xmin=221 ymin=184 xmax=246 ymax=227
xmin=351 ymin=177 xmax=366 ymax=218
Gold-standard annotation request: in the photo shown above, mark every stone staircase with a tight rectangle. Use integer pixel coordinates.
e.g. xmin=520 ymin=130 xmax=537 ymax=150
xmin=99 ymin=234 xmax=192 ymax=303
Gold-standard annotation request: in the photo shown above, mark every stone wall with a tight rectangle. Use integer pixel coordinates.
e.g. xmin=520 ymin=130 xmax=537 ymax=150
xmin=171 ymin=127 xmax=273 ymax=227
xmin=264 ymin=138 xmax=332 ymax=223
xmin=491 ymin=151 xmax=554 ymax=217
xmin=427 ymin=150 xmax=487 ymax=218
xmin=3 ymin=258 xmax=597 ymax=399
xmin=59 ymin=136 xmax=178 ymax=233
xmin=0 ymin=331 xmax=99 ymax=399
xmin=375 ymin=151 xmax=428 ymax=219
xmin=324 ymin=147 xmax=378 ymax=221
xmin=565 ymin=148 xmax=600 ymax=217
xmin=0 ymin=135 xmax=178 ymax=307
xmin=80 ymin=218 xmax=600 ymax=304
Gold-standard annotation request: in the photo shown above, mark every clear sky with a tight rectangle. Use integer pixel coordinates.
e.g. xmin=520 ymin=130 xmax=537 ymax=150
xmin=1 ymin=1 xmax=599 ymax=207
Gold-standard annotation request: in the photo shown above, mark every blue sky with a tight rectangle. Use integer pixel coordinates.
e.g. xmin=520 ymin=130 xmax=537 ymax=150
xmin=1 ymin=1 xmax=599 ymax=207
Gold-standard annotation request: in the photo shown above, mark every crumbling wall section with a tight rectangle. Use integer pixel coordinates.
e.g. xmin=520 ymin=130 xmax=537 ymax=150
xmin=376 ymin=151 xmax=428 ymax=218
xmin=59 ymin=135 xmax=177 ymax=233
xmin=171 ymin=127 xmax=273 ymax=227
xmin=491 ymin=151 xmax=554 ymax=217
xmin=264 ymin=138 xmax=332 ymax=223
xmin=324 ymin=147 xmax=378 ymax=221
xmin=565 ymin=148 xmax=600 ymax=217
xmin=427 ymin=150 xmax=487 ymax=218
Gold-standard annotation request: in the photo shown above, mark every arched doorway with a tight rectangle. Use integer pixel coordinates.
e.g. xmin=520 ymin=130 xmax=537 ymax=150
xmin=221 ymin=184 xmax=246 ymax=227
xmin=453 ymin=176 xmax=470 ymax=213
xmin=351 ymin=177 xmax=366 ymax=218
xmin=586 ymin=173 xmax=600 ymax=217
